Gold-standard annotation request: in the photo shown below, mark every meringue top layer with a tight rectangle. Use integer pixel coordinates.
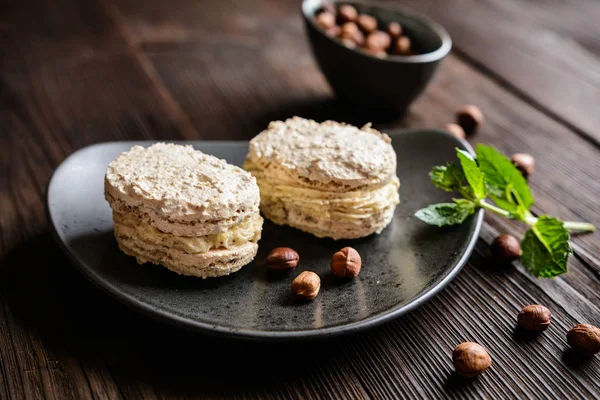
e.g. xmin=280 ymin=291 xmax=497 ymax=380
xmin=245 ymin=117 xmax=397 ymax=191
xmin=105 ymin=143 xmax=260 ymax=225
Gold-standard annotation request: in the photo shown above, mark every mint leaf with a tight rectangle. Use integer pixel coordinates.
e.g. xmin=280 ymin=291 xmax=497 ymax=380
xmin=415 ymin=200 xmax=476 ymax=226
xmin=475 ymin=144 xmax=534 ymax=209
xmin=430 ymin=164 xmax=465 ymax=192
xmin=521 ymin=216 xmax=572 ymax=278
xmin=456 ymin=149 xmax=487 ymax=200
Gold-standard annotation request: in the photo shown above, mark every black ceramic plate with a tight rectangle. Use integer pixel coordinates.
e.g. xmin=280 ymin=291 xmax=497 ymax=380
xmin=47 ymin=129 xmax=482 ymax=340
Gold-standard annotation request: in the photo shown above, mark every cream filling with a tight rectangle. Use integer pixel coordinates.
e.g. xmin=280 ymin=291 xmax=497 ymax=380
xmin=245 ymin=161 xmax=400 ymax=222
xmin=113 ymin=212 xmax=263 ymax=254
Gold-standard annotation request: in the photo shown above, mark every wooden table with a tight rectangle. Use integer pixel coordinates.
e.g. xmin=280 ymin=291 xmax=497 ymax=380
xmin=1 ymin=0 xmax=599 ymax=398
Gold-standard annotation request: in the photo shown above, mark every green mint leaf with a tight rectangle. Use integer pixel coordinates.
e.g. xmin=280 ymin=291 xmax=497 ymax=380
xmin=430 ymin=164 xmax=464 ymax=192
xmin=475 ymin=144 xmax=534 ymax=209
xmin=415 ymin=200 xmax=476 ymax=226
xmin=521 ymin=216 xmax=572 ymax=278
xmin=429 ymin=164 xmax=474 ymax=199
xmin=456 ymin=149 xmax=487 ymax=199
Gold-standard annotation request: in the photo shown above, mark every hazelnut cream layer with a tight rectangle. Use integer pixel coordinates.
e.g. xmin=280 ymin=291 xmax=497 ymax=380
xmin=244 ymin=159 xmax=400 ymax=222
xmin=114 ymin=212 xmax=263 ymax=254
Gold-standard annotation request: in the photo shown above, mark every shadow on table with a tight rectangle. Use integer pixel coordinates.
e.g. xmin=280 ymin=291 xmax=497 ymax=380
xmin=0 ymin=232 xmax=354 ymax=397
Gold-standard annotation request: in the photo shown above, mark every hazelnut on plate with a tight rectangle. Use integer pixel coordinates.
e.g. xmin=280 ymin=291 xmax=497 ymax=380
xmin=266 ymin=247 xmax=299 ymax=272
xmin=331 ymin=247 xmax=362 ymax=278
xmin=291 ymin=271 xmax=321 ymax=300
xmin=452 ymin=342 xmax=492 ymax=378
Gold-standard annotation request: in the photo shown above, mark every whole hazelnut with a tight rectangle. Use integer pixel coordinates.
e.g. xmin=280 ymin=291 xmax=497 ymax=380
xmin=337 ymin=4 xmax=358 ymax=23
xmin=392 ymin=36 xmax=411 ymax=55
xmin=331 ymin=247 xmax=362 ymax=278
xmin=387 ymin=22 xmax=403 ymax=38
xmin=291 ymin=271 xmax=321 ymax=300
xmin=456 ymin=105 xmax=484 ymax=135
xmin=365 ymin=30 xmax=391 ymax=52
xmin=266 ymin=247 xmax=299 ymax=272
xmin=453 ymin=342 xmax=491 ymax=378
xmin=444 ymin=123 xmax=466 ymax=139
xmin=511 ymin=153 xmax=535 ymax=178
xmin=567 ymin=324 xmax=600 ymax=355
xmin=518 ymin=304 xmax=551 ymax=331
xmin=491 ymin=234 xmax=522 ymax=262
xmin=315 ymin=11 xmax=336 ymax=30
xmin=356 ymin=14 xmax=378 ymax=33
xmin=340 ymin=22 xmax=364 ymax=45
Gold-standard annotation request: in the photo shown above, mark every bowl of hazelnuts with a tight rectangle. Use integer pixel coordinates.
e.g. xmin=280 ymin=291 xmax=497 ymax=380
xmin=302 ymin=0 xmax=451 ymax=117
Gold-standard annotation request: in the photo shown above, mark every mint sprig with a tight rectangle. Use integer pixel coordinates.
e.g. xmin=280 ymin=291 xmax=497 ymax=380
xmin=415 ymin=144 xmax=595 ymax=278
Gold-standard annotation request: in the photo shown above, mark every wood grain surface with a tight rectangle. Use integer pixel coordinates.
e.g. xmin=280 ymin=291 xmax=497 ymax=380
xmin=1 ymin=0 xmax=599 ymax=399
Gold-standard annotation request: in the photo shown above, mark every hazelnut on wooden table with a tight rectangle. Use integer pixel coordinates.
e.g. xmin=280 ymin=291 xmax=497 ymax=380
xmin=266 ymin=247 xmax=299 ymax=272
xmin=291 ymin=271 xmax=321 ymax=300
xmin=337 ymin=4 xmax=358 ymax=23
xmin=387 ymin=21 xmax=403 ymax=38
xmin=331 ymin=247 xmax=362 ymax=278
xmin=444 ymin=123 xmax=466 ymax=139
xmin=567 ymin=324 xmax=600 ymax=356
xmin=518 ymin=305 xmax=551 ymax=331
xmin=452 ymin=342 xmax=491 ymax=378
xmin=511 ymin=153 xmax=535 ymax=177
xmin=456 ymin=105 xmax=484 ymax=135
xmin=491 ymin=234 xmax=522 ymax=262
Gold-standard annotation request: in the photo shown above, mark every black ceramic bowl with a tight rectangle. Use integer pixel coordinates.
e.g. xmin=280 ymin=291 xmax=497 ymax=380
xmin=302 ymin=0 xmax=451 ymax=117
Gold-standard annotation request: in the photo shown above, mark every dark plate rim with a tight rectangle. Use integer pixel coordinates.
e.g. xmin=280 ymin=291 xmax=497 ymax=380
xmin=46 ymin=129 xmax=483 ymax=341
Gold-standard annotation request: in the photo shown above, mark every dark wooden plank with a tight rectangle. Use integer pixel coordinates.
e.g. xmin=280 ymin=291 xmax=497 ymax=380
xmin=1 ymin=0 xmax=599 ymax=398
xmin=112 ymin=0 xmax=600 ymax=145
xmin=400 ymin=0 xmax=600 ymax=146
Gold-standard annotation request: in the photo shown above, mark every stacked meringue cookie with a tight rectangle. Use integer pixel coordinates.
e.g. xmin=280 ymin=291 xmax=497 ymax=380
xmin=244 ymin=117 xmax=400 ymax=240
xmin=105 ymin=143 xmax=263 ymax=278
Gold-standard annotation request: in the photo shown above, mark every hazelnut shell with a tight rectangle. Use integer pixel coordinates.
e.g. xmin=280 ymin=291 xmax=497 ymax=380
xmin=567 ymin=324 xmax=600 ymax=355
xmin=291 ymin=271 xmax=321 ymax=300
xmin=456 ymin=105 xmax=484 ymax=135
xmin=491 ymin=234 xmax=522 ymax=262
xmin=337 ymin=4 xmax=358 ymax=23
xmin=331 ymin=247 xmax=362 ymax=278
xmin=266 ymin=247 xmax=299 ymax=272
xmin=517 ymin=304 xmax=551 ymax=331
xmin=511 ymin=153 xmax=535 ymax=177
xmin=445 ymin=123 xmax=466 ymax=139
xmin=452 ymin=342 xmax=492 ymax=378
